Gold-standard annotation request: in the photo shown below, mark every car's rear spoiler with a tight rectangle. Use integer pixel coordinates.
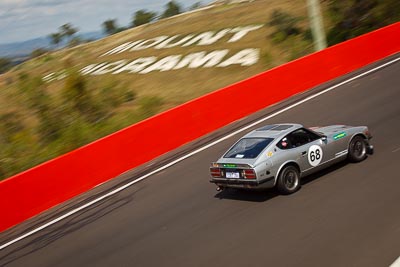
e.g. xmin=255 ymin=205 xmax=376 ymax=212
xmin=210 ymin=162 xmax=254 ymax=169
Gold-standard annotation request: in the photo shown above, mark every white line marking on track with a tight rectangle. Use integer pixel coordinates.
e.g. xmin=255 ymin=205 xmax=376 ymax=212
xmin=1 ymin=56 xmax=399 ymax=251
xmin=392 ymin=147 xmax=400 ymax=153
xmin=390 ymin=256 xmax=400 ymax=267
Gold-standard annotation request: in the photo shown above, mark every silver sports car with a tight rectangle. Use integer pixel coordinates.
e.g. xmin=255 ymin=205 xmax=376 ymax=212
xmin=210 ymin=123 xmax=373 ymax=194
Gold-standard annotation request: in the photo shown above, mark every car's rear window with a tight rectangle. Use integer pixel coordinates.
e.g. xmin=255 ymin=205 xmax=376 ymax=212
xmin=224 ymin=138 xmax=274 ymax=159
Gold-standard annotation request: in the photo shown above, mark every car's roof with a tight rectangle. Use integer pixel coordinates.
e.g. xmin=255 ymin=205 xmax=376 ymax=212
xmin=244 ymin=123 xmax=303 ymax=139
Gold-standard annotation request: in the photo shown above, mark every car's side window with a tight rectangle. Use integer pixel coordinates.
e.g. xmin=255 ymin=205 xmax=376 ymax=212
xmin=302 ymin=128 xmax=321 ymax=142
xmin=277 ymin=128 xmax=321 ymax=149
xmin=277 ymin=136 xmax=292 ymax=149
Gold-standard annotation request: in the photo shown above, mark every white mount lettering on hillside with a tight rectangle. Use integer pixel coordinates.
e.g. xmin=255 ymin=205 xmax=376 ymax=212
xmin=43 ymin=25 xmax=263 ymax=82
xmin=101 ymin=25 xmax=262 ymax=56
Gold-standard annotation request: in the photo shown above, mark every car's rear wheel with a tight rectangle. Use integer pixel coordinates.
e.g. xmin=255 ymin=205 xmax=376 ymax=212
xmin=348 ymin=136 xmax=367 ymax=162
xmin=276 ymin=165 xmax=301 ymax=195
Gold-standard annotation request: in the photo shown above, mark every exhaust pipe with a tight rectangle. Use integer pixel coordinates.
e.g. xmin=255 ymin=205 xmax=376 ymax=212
xmin=367 ymin=144 xmax=374 ymax=155
xmin=216 ymin=186 xmax=224 ymax=192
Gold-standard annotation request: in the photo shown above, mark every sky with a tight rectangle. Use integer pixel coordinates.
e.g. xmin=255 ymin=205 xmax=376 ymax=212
xmin=0 ymin=0 xmax=211 ymax=44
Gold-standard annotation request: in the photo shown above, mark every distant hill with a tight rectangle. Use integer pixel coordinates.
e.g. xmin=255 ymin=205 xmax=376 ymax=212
xmin=0 ymin=37 xmax=49 ymax=58
xmin=0 ymin=31 xmax=105 ymax=58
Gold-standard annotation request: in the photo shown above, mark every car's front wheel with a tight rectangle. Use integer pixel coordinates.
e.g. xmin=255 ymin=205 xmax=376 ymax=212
xmin=348 ymin=136 xmax=367 ymax=162
xmin=276 ymin=165 xmax=301 ymax=195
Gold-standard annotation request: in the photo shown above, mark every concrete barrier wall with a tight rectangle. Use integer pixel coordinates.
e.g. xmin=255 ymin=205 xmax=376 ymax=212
xmin=1 ymin=22 xmax=399 ymax=232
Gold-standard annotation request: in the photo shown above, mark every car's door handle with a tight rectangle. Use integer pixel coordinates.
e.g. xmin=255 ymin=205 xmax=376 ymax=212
xmin=301 ymin=151 xmax=307 ymax=156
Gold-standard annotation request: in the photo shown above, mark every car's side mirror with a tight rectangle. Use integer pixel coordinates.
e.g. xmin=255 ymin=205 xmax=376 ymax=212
xmin=321 ymin=136 xmax=327 ymax=142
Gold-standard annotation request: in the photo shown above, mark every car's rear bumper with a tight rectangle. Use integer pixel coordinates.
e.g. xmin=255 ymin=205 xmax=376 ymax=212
xmin=210 ymin=176 xmax=275 ymax=189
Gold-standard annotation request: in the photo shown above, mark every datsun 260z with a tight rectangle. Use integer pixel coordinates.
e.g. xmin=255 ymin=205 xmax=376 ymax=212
xmin=210 ymin=123 xmax=373 ymax=194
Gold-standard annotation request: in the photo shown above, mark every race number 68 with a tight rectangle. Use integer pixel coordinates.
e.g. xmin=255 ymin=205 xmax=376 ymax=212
xmin=308 ymin=145 xmax=323 ymax=167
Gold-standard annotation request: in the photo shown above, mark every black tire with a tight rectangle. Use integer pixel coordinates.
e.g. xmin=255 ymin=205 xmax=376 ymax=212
xmin=276 ymin=165 xmax=301 ymax=195
xmin=348 ymin=136 xmax=367 ymax=162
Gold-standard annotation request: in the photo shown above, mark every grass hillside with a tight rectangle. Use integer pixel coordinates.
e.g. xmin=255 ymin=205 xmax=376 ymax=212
xmin=2 ymin=0 xmax=389 ymax=180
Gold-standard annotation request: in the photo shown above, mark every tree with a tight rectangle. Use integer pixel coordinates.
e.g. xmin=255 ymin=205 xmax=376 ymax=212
xmin=161 ymin=1 xmax=182 ymax=18
xmin=16 ymin=73 xmax=64 ymax=142
xmin=269 ymin=10 xmax=301 ymax=37
xmin=63 ymin=69 xmax=90 ymax=115
xmin=132 ymin=10 xmax=157 ymax=27
xmin=138 ymin=96 xmax=164 ymax=117
xmin=189 ymin=2 xmax=202 ymax=11
xmin=49 ymin=32 xmax=62 ymax=48
xmin=63 ymin=69 xmax=106 ymax=123
xmin=60 ymin=23 xmax=78 ymax=43
xmin=0 ymin=112 xmax=25 ymax=143
xmin=102 ymin=19 xmax=119 ymax=35
xmin=0 ymin=57 xmax=12 ymax=74
xmin=68 ymin=36 xmax=83 ymax=47
xmin=49 ymin=23 xmax=79 ymax=49
xmin=326 ymin=0 xmax=400 ymax=45
xmin=31 ymin=48 xmax=48 ymax=58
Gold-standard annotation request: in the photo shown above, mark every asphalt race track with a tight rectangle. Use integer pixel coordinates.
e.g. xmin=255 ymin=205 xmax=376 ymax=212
xmin=1 ymin=55 xmax=400 ymax=267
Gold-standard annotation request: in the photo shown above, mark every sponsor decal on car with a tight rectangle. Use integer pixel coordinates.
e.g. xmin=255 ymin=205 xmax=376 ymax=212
xmin=333 ymin=132 xmax=347 ymax=140
xmin=223 ymin=163 xmax=237 ymax=168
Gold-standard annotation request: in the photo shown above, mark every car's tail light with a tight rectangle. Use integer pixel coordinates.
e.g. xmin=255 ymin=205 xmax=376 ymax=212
xmin=364 ymin=129 xmax=372 ymax=139
xmin=243 ymin=169 xmax=256 ymax=179
xmin=210 ymin=168 xmax=222 ymax=178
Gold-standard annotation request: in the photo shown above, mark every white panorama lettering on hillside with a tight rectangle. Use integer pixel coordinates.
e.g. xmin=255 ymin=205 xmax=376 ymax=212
xmin=218 ymin=48 xmax=259 ymax=67
xmin=100 ymin=24 xmax=263 ymax=57
xmin=91 ymin=60 xmax=127 ymax=75
xmin=111 ymin=57 xmax=158 ymax=74
xmin=174 ymin=50 xmax=229 ymax=69
xmin=81 ymin=49 xmax=260 ymax=75
xmin=140 ymin=55 xmax=182 ymax=74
